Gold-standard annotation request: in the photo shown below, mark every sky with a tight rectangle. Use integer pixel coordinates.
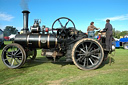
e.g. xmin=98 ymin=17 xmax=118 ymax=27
xmin=0 ymin=0 xmax=128 ymax=33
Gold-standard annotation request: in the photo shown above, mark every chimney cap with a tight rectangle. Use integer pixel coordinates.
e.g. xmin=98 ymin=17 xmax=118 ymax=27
xmin=22 ymin=10 xmax=30 ymax=13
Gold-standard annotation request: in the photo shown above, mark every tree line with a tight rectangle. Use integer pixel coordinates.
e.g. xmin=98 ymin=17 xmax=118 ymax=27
xmin=112 ymin=28 xmax=128 ymax=39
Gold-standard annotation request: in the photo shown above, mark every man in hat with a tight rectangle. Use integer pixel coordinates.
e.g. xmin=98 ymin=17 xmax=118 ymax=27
xmin=103 ymin=19 xmax=113 ymax=51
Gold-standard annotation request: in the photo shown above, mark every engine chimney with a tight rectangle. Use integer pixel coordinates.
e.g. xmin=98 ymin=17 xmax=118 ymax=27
xmin=22 ymin=10 xmax=30 ymax=34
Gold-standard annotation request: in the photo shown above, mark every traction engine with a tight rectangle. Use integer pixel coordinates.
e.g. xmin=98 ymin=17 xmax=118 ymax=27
xmin=1 ymin=10 xmax=114 ymax=70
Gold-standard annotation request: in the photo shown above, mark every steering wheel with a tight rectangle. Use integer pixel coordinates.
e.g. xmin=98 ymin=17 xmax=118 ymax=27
xmin=52 ymin=17 xmax=76 ymax=39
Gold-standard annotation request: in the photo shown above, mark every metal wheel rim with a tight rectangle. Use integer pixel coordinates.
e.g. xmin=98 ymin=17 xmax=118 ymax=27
xmin=52 ymin=17 xmax=76 ymax=39
xmin=72 ymin=38 xmax=104 ymax=70
xmin=2 ymin=44 xmax=25 ymax=68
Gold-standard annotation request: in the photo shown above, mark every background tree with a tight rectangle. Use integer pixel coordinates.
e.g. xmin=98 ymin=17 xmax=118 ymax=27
xmin=113 ymin=30 xmax=128 ymax=39
xmin=114 ymin=30 xmax=121 ymax=38
xmin=118 ymin=31 xmax=128 ymax=38
xmin=4 ymin=26 xmax=18 ymax=36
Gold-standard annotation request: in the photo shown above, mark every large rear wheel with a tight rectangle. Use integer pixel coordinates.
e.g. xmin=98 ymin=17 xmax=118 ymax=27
xmin=72 ymin=38 xmax=104 ymax=70
xmin=1 ymin=43 xmax=26 ymax=69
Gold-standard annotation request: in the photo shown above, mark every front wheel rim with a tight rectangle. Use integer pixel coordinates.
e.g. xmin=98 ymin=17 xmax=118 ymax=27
xmin=2 ymin=44 xmax=26 ymax=68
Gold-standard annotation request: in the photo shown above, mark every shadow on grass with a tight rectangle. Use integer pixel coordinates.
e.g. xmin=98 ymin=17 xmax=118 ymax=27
xmin=23 ymin=56 xmax=73 ymax=68
xmin=24 ymin=55 xmax=115 ymax=69
xmin=23 ymin=57 xmax=47 ymax=68
xmin=116 ymin=47 xmax=124 ymax=49
xmin=99 ymin=57 xmax=115 ymax=69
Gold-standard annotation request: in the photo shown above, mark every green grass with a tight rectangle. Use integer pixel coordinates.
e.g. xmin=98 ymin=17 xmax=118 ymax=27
xmin=0 ymin=41 xmax=128 ymax=85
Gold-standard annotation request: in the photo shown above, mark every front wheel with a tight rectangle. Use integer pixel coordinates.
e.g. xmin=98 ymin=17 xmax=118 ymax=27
xmin=1 ymin=43 xmax=26 ymax=69
xmin=72 ymin=38 xmax=104 ymax=70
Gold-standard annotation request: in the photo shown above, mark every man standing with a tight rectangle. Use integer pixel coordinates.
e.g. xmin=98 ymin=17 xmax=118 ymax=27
xmin=103 ymin=19 xmax=113 ymax=51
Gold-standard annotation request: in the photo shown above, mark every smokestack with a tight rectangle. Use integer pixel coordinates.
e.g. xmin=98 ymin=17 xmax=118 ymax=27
xmin=22 ymin=10 xmax=30 ymax=34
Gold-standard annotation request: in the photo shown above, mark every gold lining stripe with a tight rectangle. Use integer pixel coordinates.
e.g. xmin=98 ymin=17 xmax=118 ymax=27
xmin=38 ymin=35 xmax=41 ymax=48
xmin=27 ymin=35 xmax=29 ymax=46
xmin=47 ymin=35 xmax=50 ymax=48
xmin=55 ymin=38 xmax=57 ymax=47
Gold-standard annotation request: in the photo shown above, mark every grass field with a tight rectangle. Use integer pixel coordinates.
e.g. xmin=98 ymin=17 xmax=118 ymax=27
xmin=0 ymin=41 xmax=128 ymax=85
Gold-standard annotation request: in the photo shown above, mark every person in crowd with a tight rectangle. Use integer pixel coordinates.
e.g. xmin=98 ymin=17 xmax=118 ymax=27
xmin=97 ymin=32 xmax=101 ymax=40
xmin=87 ymin=22 xmax=99 ymax=39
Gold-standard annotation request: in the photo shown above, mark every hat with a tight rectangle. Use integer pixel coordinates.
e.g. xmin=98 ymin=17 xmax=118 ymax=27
xmin=106 ymin=19 xmax=110 ymax=22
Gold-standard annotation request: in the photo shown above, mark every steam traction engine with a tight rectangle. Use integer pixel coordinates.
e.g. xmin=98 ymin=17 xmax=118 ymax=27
xmin=1 ymin=11 xmax=113 ymax=70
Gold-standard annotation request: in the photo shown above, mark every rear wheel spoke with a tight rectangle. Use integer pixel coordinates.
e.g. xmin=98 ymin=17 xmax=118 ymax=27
xmin=83 ymin=58 xmax=86 ymax=67
xmin=88 ymin=42 xmax=93 ymax=51
xmin=91 ymin=55 xmax=100 ymax=59
xmin=76 ymin=56 xmax=83 ymax=62
xmin=80 ymin=48 xmax=86 ymax=53
xmin=91 ymin=48 xmax=100 ymax=53
xmin=89 ymin=47 xmax=93 ymax=52
xmin=89 ymin=58 xmax=94 ymax=65
xmin=86 ymin=58 xmax=89 ymax=66
xmin=90 ymin=57 xmax=95 ymax=62
xmin=77 ymin=56 xmax=85 ymax=62
xmin=85 ymin=45 xmax=88 ymax=52
xmin=82 ymin=42 xmax=85 ymax=49
xmin=77 ymin=54 xmax=85 ymax=56
xmin=80 ymin=56 xmax=85 ymax=62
